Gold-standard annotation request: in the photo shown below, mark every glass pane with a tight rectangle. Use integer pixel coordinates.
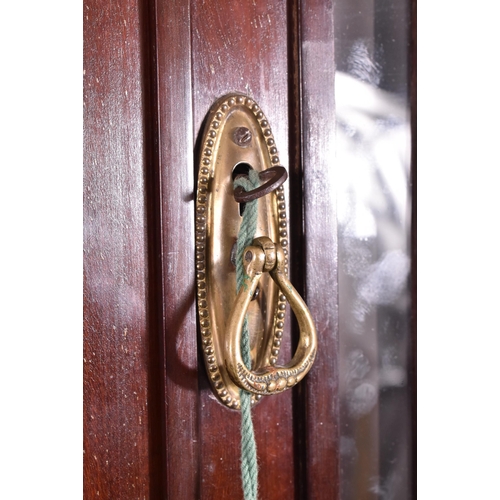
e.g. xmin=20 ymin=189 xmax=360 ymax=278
xmin=334 ymin=0 xmax=413 ymax=498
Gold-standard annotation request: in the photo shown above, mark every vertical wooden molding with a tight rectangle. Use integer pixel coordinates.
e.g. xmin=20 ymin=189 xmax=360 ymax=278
xmin=190 ymin=2 xmax=295 ymax=498
xmin=409 ymin=0 xmax=417 ymax=497
xmin=299 ymin=0 xmax=340 ymax=498
xmin=287 ymin=0 xmax=309 ymax=497
xmin=153 ymin=0 xmax=200 ymax=497
xmin=83 ymin=0 xmax=154 ymax=496
xmin=140 ymin=0 xmax=167 ymax=496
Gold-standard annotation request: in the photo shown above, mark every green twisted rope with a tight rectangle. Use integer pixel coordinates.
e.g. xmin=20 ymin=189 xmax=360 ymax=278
xmin=234 ymin=169 xmax=260 ymax=500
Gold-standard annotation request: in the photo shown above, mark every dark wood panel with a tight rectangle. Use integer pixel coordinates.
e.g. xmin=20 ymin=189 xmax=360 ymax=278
xmin=299 ymin=0 xmax=340 ymax=498
xmin=153 ymin=0 xmax=201 ymax=497
xmin=84 ymin=0 xmax=341 ymax=497
xmin=83 ymin=0 xmax=154 ymax=497
xmin=190 ymin=2 xmax=297 ymax=499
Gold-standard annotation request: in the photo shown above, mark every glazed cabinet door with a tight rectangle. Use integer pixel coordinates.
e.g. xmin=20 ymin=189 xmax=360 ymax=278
xmin=84 ymin=0 xmax=338 ymax=498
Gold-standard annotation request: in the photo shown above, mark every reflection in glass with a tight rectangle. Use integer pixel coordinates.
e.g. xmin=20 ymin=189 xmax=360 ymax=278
xmin=334 ymin=0 xmax=412 ymax=498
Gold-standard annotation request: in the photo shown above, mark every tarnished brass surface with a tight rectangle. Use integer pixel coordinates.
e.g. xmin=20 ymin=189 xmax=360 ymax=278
xmin=225 ymin=238 xmax=317 ymax=395
xmin=196 ymin=94 xmax=289 ymax=410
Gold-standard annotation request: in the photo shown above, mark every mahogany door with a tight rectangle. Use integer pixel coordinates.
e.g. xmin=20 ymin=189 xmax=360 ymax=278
xmin=84 ymin=0 xmax=338 ymax=498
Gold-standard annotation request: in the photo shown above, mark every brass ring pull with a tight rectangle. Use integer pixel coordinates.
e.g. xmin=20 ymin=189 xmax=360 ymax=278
xmin=225 ymin=237 xmax=318 ymax=395
xmin=233 ymin=166 xmax=288 ymax=202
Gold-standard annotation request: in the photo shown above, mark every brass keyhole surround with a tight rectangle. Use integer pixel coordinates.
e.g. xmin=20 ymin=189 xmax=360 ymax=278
xmin=195 ymin=93 xmax=316 ymax=410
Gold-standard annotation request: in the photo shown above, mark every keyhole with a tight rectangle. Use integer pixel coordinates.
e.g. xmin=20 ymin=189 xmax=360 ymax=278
xmin=232 ymin=162 xmax=253 ymax=216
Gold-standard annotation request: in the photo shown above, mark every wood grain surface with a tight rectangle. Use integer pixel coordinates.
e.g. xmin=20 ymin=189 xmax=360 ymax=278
xmin=153 ymin=0 xmax=200 ymax=497
xmin=190 ymin=2 xmax=297 ymax=498
xmin=84 ymin=0 xmax=339 ymax=498
xmin=83 ymin=0 xmax=155 ymax=496
xmin=299 ymin=1 xmax=340 ymax=498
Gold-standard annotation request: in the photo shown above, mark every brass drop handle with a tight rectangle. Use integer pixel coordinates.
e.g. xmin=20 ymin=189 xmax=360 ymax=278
xmin=225 ymin=236 xmax=318 ymax=395
xmin=196 ymin=93 xmax=315 ymax=409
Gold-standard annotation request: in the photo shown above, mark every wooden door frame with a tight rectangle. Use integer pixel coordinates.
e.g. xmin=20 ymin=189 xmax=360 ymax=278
xmin=84 ymin=0 xmax=416 ymax=496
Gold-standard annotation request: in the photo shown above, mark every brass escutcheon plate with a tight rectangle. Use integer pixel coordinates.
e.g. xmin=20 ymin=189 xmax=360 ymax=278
xmin=195 ymin=94 xmax=289 ymax=410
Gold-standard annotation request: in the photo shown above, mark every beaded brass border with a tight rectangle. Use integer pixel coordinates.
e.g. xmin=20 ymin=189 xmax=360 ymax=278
xmin=195 ymin=94 xmax=290 ymax=410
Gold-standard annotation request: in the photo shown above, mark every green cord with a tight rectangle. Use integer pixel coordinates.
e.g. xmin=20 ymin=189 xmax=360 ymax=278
xmin=234 ymin=169 xmax=260 ymax=500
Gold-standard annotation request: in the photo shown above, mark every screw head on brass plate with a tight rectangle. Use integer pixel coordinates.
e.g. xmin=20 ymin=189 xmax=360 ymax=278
xmin=232 ymin=126 xmax=252 ymax=147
